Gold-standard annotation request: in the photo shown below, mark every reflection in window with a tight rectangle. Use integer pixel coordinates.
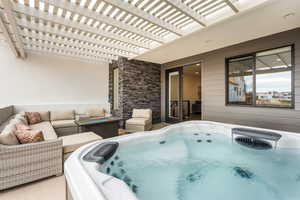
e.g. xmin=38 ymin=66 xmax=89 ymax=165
xmin=169 ymin=71 xmax=179 ymax=118
xmin=113 ymin=68 xmax=119 ymax=110
xmin=228 ymin=56 xmax=254 ymax=105
xmin=226 ymin=46 xmax=293 ymax=108
xmin=256 ymin=46 xmax=292 ymax=107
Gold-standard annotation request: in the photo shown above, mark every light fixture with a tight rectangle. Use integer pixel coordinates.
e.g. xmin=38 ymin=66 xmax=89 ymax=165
xmin=195 ymin=72 xmax=199 ymax=75
xmin=196 ymin=63 xmax=200 ymax=66
xmin=277 ymin=58 xmax=281 ymax=62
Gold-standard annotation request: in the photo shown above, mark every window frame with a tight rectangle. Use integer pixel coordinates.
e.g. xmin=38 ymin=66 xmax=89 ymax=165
xmin=225 ymin=44 xmax=295 ymax=109
xmin=112 ymin=66 xmax=119 ymax=111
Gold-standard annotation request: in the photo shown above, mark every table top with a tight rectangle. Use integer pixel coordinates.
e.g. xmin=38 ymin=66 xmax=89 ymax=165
xmin=60 ymin=132 xmax=102 ymax=154
xmin=75 ymin=117 xmax=122 ymax=126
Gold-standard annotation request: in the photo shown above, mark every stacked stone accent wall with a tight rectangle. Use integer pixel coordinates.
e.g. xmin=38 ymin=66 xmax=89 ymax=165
xmin=109 ymin=57 xmax=161 ymax=123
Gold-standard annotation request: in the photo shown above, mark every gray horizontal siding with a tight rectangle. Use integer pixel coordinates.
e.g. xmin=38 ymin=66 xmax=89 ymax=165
xmin=162 ymin=28 xmax=300 ymax=132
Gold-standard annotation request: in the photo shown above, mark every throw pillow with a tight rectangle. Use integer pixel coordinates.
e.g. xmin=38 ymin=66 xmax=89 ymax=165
xmin=25 ymin=112 xmax=42 ymax=125
xmin=0 ymin=124 xmax=20 ymax=145
xmin=16 ymin=123 xmax=31 ymax=131
xmin=10 ymin=118 xmax=25 ymax=126
xmin=15 ymin=113 xmax=29 ymax=125
xmin=14 ymin=129 xmax=44 ymax=144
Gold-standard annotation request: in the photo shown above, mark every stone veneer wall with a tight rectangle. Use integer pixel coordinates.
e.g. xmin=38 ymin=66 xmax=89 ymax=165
xmin=109 ymin=57 xmax=161 ymax=123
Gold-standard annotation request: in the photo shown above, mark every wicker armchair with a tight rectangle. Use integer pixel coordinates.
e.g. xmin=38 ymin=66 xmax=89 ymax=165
xmin=126 ymin=109 xmax=152 ymax=132
xmin=0 ymin=139 xmax=63 ymax=190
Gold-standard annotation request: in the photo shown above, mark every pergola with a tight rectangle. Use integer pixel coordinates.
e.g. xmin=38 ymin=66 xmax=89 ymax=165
xmin=0 ymin=0 xmax=264 ymax=63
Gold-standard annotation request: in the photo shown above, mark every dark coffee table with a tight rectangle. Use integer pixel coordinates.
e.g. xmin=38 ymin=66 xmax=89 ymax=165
xmin=75 ymin=117 xmax=122 ymax=139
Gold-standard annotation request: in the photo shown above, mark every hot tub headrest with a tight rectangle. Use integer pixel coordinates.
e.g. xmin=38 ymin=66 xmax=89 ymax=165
xmin=232 ymin=128 xmax=282 ymax=142
xmin=83 ymin=142 xmax=119 ymax=164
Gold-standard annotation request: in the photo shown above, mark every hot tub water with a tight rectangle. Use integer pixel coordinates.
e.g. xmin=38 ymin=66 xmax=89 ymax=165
xmin=98 ymin=129 xmax=300 ymax=200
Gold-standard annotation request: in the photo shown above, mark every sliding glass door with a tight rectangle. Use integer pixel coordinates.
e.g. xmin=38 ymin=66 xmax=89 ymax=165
xmin=166 ymin=67 xmax=183 ymax=122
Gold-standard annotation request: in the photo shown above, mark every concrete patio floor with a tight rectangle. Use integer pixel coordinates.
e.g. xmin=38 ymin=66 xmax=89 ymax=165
xmin=0 ymin=176 xmax=66 ymax=200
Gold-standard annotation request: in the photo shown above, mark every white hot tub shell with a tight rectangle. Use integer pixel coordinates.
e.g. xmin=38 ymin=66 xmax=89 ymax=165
xmin=65 ymin=121 xmax=300 ymax=200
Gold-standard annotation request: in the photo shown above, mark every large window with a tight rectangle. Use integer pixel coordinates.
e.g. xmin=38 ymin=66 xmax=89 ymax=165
xmin=226 ymin=45 xmax=294 ymax=108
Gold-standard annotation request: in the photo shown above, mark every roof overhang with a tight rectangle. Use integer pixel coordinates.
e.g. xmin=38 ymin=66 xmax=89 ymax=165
xmin=132 ymin=0 xmax=300 ymax=64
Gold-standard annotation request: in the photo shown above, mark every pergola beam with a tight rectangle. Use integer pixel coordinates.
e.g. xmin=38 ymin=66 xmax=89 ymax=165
xmin=40 ymin=0 xmax=166 ymax=44
xmin=13 ymin=4 xmax=150 ymax=50
xmin=2 ymin=0 xmax=26 ymax=58
xmin=165 ymin=0 xmax=206 ymax=27
xmin=24 ymin=43 xmax=111 ymax=62
xmin=102 ymin=0 xmax=184 ymax=36
xmin=0 ymin=10 xmax=19 ymax=57
xmin=224 ymin=0 xmax=239 ymax=13
xmin=22 ymin=39 xmax=116 ymax=61
xmin=26 ymin=47 xmax=110 ymax=63
xmin=16 ymin=18 xmax=139 ymax=55
xmin=19 ymin=28 xmax=129 ymax=58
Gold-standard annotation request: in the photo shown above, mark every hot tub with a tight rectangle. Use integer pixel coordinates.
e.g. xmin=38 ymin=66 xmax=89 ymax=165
xmin=65 ymin=121 xmax=300 ymax=200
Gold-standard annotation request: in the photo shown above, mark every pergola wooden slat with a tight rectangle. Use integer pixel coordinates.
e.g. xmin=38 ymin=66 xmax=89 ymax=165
xmin=17 ymin=18 xmax=139 ymax=55
xmin=14 ymin=4 xmax=151 ymax=49
xmin=0 ymin=0 xmax=256 ymax=63
xmin=2 ymin=0 xmax=26 ymax=58
xmin=101 ymin=0 xmax=184 ymax=36
xmin=0 ymin=9 xmax=19 ymax=57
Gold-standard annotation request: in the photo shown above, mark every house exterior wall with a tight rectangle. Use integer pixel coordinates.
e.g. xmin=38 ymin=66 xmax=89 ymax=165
xmin=162 ymin=28 xmax=300 ymax=132
xmin=109 ymin=57 xmax=161 ymax=123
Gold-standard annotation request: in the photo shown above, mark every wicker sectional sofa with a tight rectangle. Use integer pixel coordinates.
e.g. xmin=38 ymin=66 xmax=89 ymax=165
xmin=0 ymin=105 xmax=109 ymax=190
xmin=0 ymin=106 xmax=63 ymax=190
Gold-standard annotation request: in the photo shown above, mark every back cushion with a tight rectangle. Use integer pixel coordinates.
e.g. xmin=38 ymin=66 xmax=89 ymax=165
xmin=132 ymin=109 xmax=151 ymax=119
xmin=86 ymin=107 xmax=105 ymax=118
xmin=51 ymin=110 xmax=75 ymax=121
xmin=15 ymin=113 xmax=28 ymax=125
xmin=10 ymin=118 xmax=25 ymax=126
xmin=0 ymin=106 xmax=14 ymax=125
xmin=39 ymin=111 xmax=50 ymax=121
xmin=0 ymin=123 xmax=20 ymax=145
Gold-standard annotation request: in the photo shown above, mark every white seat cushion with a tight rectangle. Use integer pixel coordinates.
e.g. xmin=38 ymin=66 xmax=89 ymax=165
xmin=30 ymin=121 xmax=58 ymax=140
xmin=60 ymin=132 xmax=102 ymax=153
xmin=51 ymin=120 xmax=77 ymax=128
xmin=126 ymin=118 xmax=149 ymax=126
